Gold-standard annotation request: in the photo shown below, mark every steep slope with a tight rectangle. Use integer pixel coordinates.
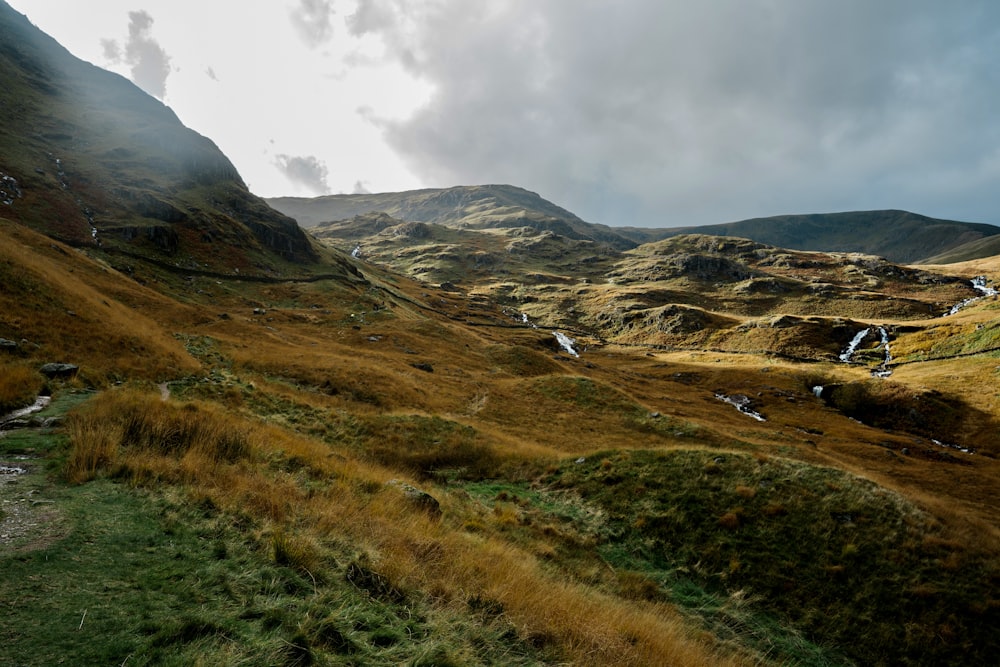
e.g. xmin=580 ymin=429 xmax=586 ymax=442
xmin=619 ymin=210 xmax=1000 ymax=264
xmin=0 ymin=2 xmax=317 ymax=273
xmin=268 ymin=184 xmax=636 ymax=249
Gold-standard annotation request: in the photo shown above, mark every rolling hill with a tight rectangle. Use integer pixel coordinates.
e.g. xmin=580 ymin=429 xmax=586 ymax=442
xmin=268 ymin=184 xmax=637 ymax=249
xmin=628 ymin=209 xmax=1000 ymax=264
xmin=3 ymin=3 xmax=1000 ymax=665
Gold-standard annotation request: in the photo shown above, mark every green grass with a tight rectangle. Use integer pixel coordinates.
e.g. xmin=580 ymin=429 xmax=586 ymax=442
xmin=535 ymin=449 xmax=1000 ymax=666
xmin=0 ymin=449 xmax=547 ymax=666
xmin=455 ymin=449 xmax=1000 ymax=665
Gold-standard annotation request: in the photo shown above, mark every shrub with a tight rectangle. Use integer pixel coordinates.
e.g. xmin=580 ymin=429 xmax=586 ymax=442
xmin=271 ymin=531 xmax=320 ymax=575
xmin=64 ymin=389 xmax=254 ymax=483
xmin=362 ymin=415 xmax=498 ymax=480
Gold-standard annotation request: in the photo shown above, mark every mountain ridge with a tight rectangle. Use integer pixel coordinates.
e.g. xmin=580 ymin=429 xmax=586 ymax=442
xmin=269 ymin=187 xmax=1000 ymax=264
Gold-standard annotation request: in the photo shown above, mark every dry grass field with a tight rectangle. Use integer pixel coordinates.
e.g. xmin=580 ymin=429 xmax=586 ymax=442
xmin=3 ymin=212 xmax=1000 ymax=665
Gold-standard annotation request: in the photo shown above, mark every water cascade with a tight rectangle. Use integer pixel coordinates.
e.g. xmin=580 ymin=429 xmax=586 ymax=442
xmin=839 ymin=328 xmax=870 ymax=363
xmin=946 ymin=275 xmax=997 ymax=316
xmin=552 ymin=331 xmax=579 ymax=357
xmin=871 ymin=327 xmax=893 ymax=378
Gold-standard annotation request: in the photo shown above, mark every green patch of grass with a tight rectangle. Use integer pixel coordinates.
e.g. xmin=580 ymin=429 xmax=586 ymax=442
xmin=530 ymin=376 xmax=637 ymax=412
xmin=0 ymin=390 xmax=94 ymax=457
xmin=537 ymin=449 xmax=1000 ymax=666
xmin=0 ymin=473 xmax=547 ymax=666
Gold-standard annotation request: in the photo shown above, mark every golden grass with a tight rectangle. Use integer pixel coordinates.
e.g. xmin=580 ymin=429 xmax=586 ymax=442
xmin=0 ymin=361 xmax=44 ymax=413
xmin=61 ymin=387 xmax=751 ymax=666
xmin=14 ymin=205 xmax=1000 ymax=664
xmin=0 ymin=220 xmax=200 ymax=381
xmin=65 ymin=389 xmax=254 ymax=484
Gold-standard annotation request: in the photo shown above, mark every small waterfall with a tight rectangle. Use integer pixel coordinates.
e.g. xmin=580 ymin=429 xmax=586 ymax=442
xmin=839 ymin=328 xmax=870 ymax=363
xmin=871 ymin=327 xmax=893 ymax=378
xmin=946 ymin=276 xmax=997 ymax=315
xmin=553 ymin=331 xmax=579 ymax=357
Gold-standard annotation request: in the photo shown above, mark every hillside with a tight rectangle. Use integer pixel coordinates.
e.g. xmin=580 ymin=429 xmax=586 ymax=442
xmin=0 ymin=3 xmax=317 ymax=275
xmin=621 ymin=209 xmax=1000 ymax=264
xmin=4 ymin=5 xmax=1000 ymax=666
xmin=921 ymin=234 xmax=1000 ymax=265
xmin=267 ymin=184 xmax=636 ymax=249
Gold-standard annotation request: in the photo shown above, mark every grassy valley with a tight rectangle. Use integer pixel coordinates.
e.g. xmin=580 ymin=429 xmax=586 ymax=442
xmin=3 ymin=2 xmax=1000 ymax=665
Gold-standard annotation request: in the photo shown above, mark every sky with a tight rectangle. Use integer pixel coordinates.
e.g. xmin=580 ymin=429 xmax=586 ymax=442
xmin=8 ymin=1 xmax=1000 ymax=228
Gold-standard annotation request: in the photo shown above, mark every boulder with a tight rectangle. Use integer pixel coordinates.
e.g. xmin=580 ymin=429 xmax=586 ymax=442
xmin=39 ymin=362 xmax=78 ymax=379
xmin=0 ymin=338 xmax=17 ymax=351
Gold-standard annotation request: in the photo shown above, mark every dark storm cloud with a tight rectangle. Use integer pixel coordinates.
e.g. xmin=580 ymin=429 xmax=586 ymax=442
xmin=274 ymin=154 xmax=332 ymax=195
xmin=102 ymin=11 xmax=171 ymax=100
xmin=291 ymin=0 xmax=336 ymax=47
xmin=349 ymin=1 xmax=1000 ymax=227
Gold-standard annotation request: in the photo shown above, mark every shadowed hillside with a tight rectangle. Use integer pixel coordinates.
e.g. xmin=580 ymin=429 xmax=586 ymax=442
xmin=0 ymin=3 xmax=317 ymax=274
xmin=271 ymin=183 xmax=999 ymax=264
xmin=620 ymin=209 xmax=1000 ymax=264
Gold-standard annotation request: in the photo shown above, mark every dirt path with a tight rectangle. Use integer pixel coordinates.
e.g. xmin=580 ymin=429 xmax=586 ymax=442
xmin=0 ymin=455 xmax=64 ymax=552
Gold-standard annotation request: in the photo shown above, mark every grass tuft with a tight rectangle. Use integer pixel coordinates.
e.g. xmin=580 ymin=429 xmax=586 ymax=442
xmin=0 ymin=362 xmax=45 ymax=414
xmin=64 ymin=389 xmax=254 ymax=483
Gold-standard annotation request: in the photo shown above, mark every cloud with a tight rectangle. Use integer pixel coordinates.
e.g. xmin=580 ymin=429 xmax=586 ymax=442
xmin=100 ymin=38 xmax=121 ymax=63
xmin=102 ymin=11 xmax=171 ymax=100
xmin=274 ymin=154 xmax=332 ymax=195
xmin=352 ymin=180 xmax=372 ymax=194
xmin=349 ymin=1 xmax=1000 ymax=226
xmin=290 ymin=0 xmax=336 ymax=47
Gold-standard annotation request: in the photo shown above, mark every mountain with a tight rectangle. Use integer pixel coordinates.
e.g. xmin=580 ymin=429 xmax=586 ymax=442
xmin=272 ymin=182 xmax=1000 ymax=264
xmin=267 ymin=184 xmax=637 ymax=249
xmin=0 ymin=3 xmax=318 ymax=274
xmin=620 ymin=209 xmax=1000 ymax=264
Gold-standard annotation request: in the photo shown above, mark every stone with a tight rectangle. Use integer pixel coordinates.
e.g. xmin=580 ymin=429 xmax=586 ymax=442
xmin=386 ymin=479 xmax=441 ymax=518
xmin=0 ymin=338 xmax=17 ymax=351
xmin=39 ymin=362 xmax=78 ymax=379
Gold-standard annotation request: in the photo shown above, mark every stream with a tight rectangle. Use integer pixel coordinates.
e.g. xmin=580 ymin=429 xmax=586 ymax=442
xmin=715 ymin=393 xmax=766 ymax=421
xmin=946 ymin=276 xmax=997 ymax=316
xmin=0 ymin=395 xmax=52 ymax=429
